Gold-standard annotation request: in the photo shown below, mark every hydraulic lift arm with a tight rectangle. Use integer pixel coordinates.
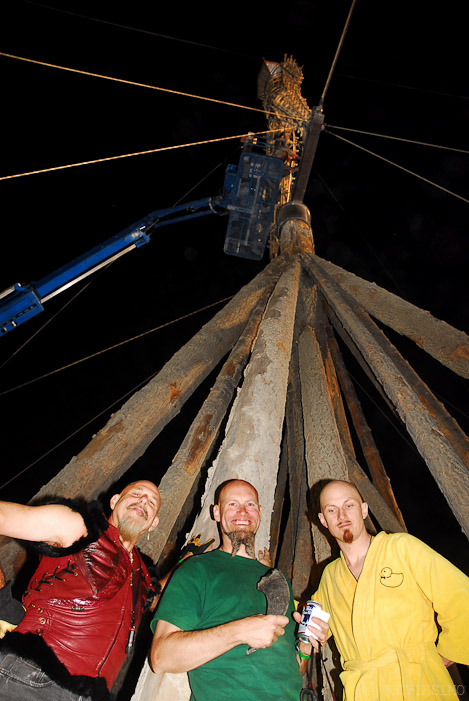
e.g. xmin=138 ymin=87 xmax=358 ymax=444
xmin=0 ymin=137 xmax=285 ymax=337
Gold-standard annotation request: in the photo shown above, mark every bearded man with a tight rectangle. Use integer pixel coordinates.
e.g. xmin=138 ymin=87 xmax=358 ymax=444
xmin=150 ymin=478 xmax=315 ymax=700
xmin=298 ymin=479 xmax=469 ymax=701
xmin=0 ymin=480 xmax=161 ymax=700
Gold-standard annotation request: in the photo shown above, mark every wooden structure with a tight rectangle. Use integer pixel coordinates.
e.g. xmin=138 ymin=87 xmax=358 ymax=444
xmin=1 ymin=56 xmax=468 ymax=700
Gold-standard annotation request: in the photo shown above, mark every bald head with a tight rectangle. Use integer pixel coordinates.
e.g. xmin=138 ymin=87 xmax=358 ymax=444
xmin=319 ymin=480 xmax=362 ymax=511
xmin=120 ymin=480 xmax=161 ymax=513
xmin=213 ymin=479 xmax=261 ymax=557
xmin=109 ymin=480 xmax=161 ymax=548
xmin=318 ymin=480 xmax=368 ymax=546
xmin=217 ymin=479 xmax=259 ymax=506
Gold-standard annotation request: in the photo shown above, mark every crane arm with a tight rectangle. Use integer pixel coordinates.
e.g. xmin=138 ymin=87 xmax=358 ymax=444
xmin=0 ymin=195 xmax=226 ymax=336
xmin=0 ymin=136 xmax=285 ymax=337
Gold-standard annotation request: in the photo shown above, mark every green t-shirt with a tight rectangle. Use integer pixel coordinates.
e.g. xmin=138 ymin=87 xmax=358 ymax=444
xmin=151 ymin=550 xmax=302 ymax=700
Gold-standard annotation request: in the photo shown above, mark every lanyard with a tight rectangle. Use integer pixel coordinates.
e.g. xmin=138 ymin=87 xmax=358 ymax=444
xmin=126 ymin=550 xmax=142 ymax=655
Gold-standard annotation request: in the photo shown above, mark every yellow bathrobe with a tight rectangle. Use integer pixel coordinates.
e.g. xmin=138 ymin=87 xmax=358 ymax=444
xmin=313 ymin=531 xmax=469 ymax=700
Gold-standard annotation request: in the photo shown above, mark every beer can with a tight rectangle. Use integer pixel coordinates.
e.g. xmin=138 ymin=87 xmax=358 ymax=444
xmin=297 ymin=600 xmax=330 ymax=643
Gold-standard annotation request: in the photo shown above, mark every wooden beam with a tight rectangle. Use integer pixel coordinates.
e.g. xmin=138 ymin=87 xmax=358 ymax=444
xmin=0 ymin=258 xmax=286 ymax=580
xmin=277 ymin=510 xmax=295 ymax=581
xmin=345 ymin=452 xmax=406 ymax=533
xmin=328 ymin=327 xmax=407 ymax=530
xmin=282 ymin=343 xmax=313 ymax=597
xmin=291 ymin=474 xmax=314 ymax=601
xmin=324 ymin=339 xmax=356 ymax=457
xmin=318 ymin=324 xmax=380 ymax=536
xmin=304 ymin=282 xmax=356 ymax=457
xmin=326 ymin=304 xmax=397 ymax=416
xmin=37 ymin=255 xmax=286 ymax=502
xmin=138 ymin=283 xmax=275 ymax=564
xmin=299 ymin=323 xmax=349 ymax=487
xmin=269 ymin=441 xmax=289 ymax=565
xmin=298 ymin=318 xmax=349 ymax=566
xmin=304 ymin=254 xmax=469 ymax=539
xmin=312 ymin=255 xmax=469 ymax=379
xmin=155 ymin=470 xmax=204 ymax=573
xmin=187 ymin=257 xmax=303 ymax=552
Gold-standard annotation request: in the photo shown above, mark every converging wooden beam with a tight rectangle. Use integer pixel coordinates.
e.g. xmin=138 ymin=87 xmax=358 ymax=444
xmin=139 ymin=282 xmax=276 ymax=564
xmin=312 ymin=255 xmax=469 ymax=379
xmin=328 ymin=327 xmax=407 ymax=530
xmin=187 ymin=257 xmax=302 ymax=553
xmin=304 ymin=254 xmax=469 ymax=539
xmin=0 ymin=258 xmax=286 ymax=580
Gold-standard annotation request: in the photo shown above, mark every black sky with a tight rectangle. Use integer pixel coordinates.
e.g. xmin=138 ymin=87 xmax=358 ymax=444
xmin=0 ymin=0 xmax=468 ymax=574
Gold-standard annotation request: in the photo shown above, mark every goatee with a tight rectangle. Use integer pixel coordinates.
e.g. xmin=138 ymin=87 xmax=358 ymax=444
xmin=226 ymin=531 xmax=256 ymax=558
xmin=343 ymin=529 xmax=353 ymax=544
xmin=118 ymin=516 xmax=143 ymax=543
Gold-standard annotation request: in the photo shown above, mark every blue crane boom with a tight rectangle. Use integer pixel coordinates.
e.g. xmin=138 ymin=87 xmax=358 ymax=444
xmin=0 ymin=137 xmax=285 ymax=337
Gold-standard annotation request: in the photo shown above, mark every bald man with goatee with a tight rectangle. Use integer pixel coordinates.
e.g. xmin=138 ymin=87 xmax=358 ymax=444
xmin=300 ymin=479 xmax=469 ymax=701
xmin=150 ymin=479 xmax=303 ymax=700
xmin=0 ymin=480 xmax=161 ymax=701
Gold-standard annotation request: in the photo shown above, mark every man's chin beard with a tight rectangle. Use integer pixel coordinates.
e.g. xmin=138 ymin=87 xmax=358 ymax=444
xmin=342 ymin=528 xmax=354 ymax=544
xmin=118 ymin=515 xmax=144 ymax=543
xmin=226 ymin=530 xmax=255 ymax=558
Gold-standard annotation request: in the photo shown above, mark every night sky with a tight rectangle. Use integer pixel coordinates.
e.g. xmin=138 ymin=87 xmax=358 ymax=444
xmin=1 ymin=0 xmax=468 ymax=578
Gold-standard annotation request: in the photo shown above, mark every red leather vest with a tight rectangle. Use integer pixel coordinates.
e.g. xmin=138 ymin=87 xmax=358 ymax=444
xmin=14 ymin=521 xmax=153 ymax=689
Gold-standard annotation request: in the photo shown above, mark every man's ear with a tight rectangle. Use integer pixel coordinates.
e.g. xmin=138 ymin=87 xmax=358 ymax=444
xmin=109 ymin=494 xmax=120 ymax=511
xmin=318 ymin=512 xmax=327 ymax=529
xmin=149 ymin=516 xmax=159 ymax=532
xmin=361 ymin=501 xmax=369 ymax=521
xmin=213 ymin=505 xmax=220 ymax=523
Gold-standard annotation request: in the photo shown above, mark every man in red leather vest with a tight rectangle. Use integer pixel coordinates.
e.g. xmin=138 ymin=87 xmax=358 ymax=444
xmin=0 ymin=480 xmax=160 ymax=700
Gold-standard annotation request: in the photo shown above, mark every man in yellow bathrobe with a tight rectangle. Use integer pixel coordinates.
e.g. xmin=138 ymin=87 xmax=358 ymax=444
xmin=297 ymin=480 xmax=469 ymax=700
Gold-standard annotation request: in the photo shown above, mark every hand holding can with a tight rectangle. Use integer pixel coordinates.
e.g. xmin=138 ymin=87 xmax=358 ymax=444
xmin=297 ymin=600 xmax=330 ymax=643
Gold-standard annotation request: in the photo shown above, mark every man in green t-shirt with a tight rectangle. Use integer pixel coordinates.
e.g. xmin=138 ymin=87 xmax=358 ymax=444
xmin=150 ymin=479 xmax=312 ymax=700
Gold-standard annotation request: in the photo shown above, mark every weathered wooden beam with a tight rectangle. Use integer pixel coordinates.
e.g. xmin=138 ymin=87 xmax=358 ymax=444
xmin=155 ymin=470 xmax=204 ymax=573
xmin=326 ymin=303 xmax=397 ymax=417
xmin=306 ymin=315 xmax=377 ymax=536
xmin=345 ymin=452 xmax=406 ymax=534
xmin=305 ymin=257 xmax=469 ymax=464
xmin=304 ymin=254 xmax=469 ymax=539
xmin=187 ymin=257 xmax=303 ymax=552
xmin=312 ymin=255 xmax=469 ymax=379
xmin=285 ymin=349 xmax=304 ymax=525
xmin=325 ymin=341 xmax=356 ymax=456
xmin=328 ymin=327 xmax=407 ymax=530
xmin=291 ymin=473 xmax=314 ymax=601
xmin=298 ymin=319 xmax=349 ymax=566
xmin=285 ymin=343 xmax=314 ymax=600
xmin=269 ymin=441 xmax=289 ymax=565
xmin=138 ymin=283 xmax=274 ymax=564
xmin=303 ymin=281 xmax=356 ymax=458
xmin=319 ymin=328 xmax=379 ymax=537
xmin=277 ymin=172 xmax=337 ymax=701
xmin=299 ymin=324 xmax=349 ymax=488
xmin=0 ymin=258 xmax=286 ymax=580
xmin=277 ymin=346 xmax=305 ymax=584
xmin=41 ymin=257 xmax=286 ymax=501
xmin=277 ymin=510 xmax=295 ymax=581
